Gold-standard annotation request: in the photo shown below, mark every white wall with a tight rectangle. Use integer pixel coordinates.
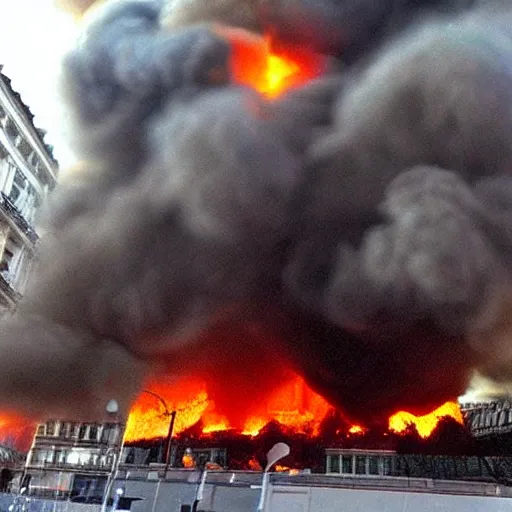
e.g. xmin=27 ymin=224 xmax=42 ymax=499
xmin=266 ymin=485 xmax=512 ymax=512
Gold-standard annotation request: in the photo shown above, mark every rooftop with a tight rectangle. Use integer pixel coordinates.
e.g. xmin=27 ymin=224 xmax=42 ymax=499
xmin=0 ymin=65 xmax=58 ymax=166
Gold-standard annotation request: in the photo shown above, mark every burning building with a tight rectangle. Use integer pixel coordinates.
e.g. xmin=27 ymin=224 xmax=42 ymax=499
xmin=2 ymin=0 xmax=512 ymax=482
xmin=3 ymin=0 xmax=512 ymax=510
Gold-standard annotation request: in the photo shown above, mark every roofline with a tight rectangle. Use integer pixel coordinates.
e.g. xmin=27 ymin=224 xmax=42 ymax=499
xmin=0 ymin=66 xmax=59 ymax=186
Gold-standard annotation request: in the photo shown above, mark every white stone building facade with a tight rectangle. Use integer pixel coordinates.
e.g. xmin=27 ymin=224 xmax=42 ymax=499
xmin=0 ymin=67 xmax=58 ymax=310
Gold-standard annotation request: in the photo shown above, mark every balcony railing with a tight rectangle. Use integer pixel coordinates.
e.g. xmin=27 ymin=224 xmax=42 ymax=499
xmin=26 ymin=460 xmax=113 ymax=472
xmin=0 ymin=273 xmax=21 ymax=304
xmin=0 ymin=192 xmax=37 ymax=243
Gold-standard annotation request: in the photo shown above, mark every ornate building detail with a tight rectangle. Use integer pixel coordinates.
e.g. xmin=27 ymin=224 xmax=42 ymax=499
xmin=0 ymin=66 xmax=58 ymax=311
xmin=23 ymin=420 xmax=124 ymax=500
xmin=460 ymin=400 xmax=512 ymax=438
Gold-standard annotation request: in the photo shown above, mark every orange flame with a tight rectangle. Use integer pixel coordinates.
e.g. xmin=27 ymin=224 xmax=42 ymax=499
xmin=388 ymin=401 xmax=463 ymax=438
xmin=124 ymin=374 xmax=333 ymax=442
xmin=123 ymin=365 xmax=466 ymax=444
xmin=216 ymin=26 xmax=323 ymax=98
xmin=348 ymin=425 xmax=365 ymax=435
xmin=248 ymin=457 xmax=263 ymax=471
xmin=0 ymin=413 xmax=36 ymax=451
xmin=125 ymin=375 xmax=465 ymax=443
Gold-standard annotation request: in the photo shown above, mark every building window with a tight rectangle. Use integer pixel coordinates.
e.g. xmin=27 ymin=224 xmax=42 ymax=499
xmin=327 ymin=455 xmax=340 ymax=473
xmin=101 ymin=424 xmax=119 ymax=445
xmin=355 ymin=455 xmax=366 ymax=475
xmin=8 ymin=169 xmax=39 ymax=221
xmin=341 ymin=455 xmax=353 ymax=474
xmin=45 ymin=450 xmax=55 ymax=464
xmin=368 ymin=456 xmax=379 ymax=475
xmin=78 ymin=424 xmax=88 ymax=440
xmin=89 ymin=425 xmax=98 ymax=442
xmin=36 ymin=425 xmax=45 ymax=436
xmin=382 ymin=457 xmax=393 ymax=476
xmin=0 ymin=246 xmax=13 ymax=275
xmin=46 ymin=421 xmax=55 ymax=436
xmin=210 ymin=448 xmax=227 ymax=467
xmin=70 ymin=475 xmax=107 ymax=503
xmin=30 ymin=450 xmax=46 ymax=464
xmin=54 ymin=450 xmax=62 ymax=465
xmin=60 ymin=422 xmax=71 ymax=438
xmin=9 ymin=170 xmax=26 ymax=202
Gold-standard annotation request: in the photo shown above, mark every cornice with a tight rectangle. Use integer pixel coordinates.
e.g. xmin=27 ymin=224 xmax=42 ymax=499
xmin=0 ymin=68 xmax=59 ymax=189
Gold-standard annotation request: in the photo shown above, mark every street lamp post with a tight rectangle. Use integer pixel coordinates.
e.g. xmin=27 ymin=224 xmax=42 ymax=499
xmin=163 ymin=410 xmax=177 ymax=474
xmin=101 ymin=399 xmax=123 ymax=512
xmin=141 ymin=390 xmax=177 ymax=472
xmin=256 ymin=443 xmax=290 ymax=512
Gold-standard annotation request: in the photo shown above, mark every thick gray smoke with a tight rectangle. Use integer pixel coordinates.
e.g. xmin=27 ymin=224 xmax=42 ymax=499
xmin=1 ymin=0 xmax=512 ymax=424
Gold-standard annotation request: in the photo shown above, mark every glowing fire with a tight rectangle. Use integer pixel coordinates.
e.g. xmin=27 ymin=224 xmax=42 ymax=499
xmin=241 ymin=376 xmax=333 ymax=436
xmin=125 ymin=374 xmax=465 ymax=443
xmin=348 ymin=425 xmax=365 ymax=435
xmin=389 ymin=401 xmax=463 ymax=438
xmin=124 ymin=374 xmax=334 ymax=442
xmin=0 ymin=413 xmax=36 ymax=451
xmin=215 ymin=26 xmax=323 ymax=98
xmin=259 ymin=49 xmax=301 ymax=98
xmin=248 ymin=457 xmax=263 ymax=471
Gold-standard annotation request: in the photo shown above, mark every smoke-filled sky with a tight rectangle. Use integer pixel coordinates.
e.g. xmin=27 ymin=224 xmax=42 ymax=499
xmin=0 ymin=0 xmax=78 ymax=169
xmin=0 ymin=0 xmax=511 ymax=427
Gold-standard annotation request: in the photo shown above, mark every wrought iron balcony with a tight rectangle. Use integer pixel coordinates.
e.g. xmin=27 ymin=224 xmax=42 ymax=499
xmin=0 ymin=193 xmax=37 ymax=244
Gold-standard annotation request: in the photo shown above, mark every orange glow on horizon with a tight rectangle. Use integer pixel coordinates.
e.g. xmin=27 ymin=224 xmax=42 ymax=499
xmin=0 ymin=413 xmax=36 ymax=452
xmin=388 ymin=401 xmax=463 ymax=438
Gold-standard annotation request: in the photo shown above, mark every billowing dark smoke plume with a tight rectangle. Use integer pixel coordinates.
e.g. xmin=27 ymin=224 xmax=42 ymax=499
xmin=1 ymin=0 xmax=512 ymax=425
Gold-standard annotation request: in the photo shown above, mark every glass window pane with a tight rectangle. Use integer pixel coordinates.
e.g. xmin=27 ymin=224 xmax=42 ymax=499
xmin=382 ymin=456 xmax=393 ymax=476
xmin=355 ymin=456 xmax=366 ymax=475
xmin=89 ymin=425 xmax=98 ymax=441
xmin=368 ymin=456 xmax=379 ymax=475
xmin=341 ymin=455 xmax=353 ymax=474
xmin=78 ymin=425 xmax=87 ymax=440
xmin=327 ymin=455 xmax=340 ymax=473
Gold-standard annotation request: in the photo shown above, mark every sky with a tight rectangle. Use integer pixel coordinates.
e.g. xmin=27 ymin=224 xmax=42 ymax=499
xmin=0 ymin=0 xmax=79 ymax=170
